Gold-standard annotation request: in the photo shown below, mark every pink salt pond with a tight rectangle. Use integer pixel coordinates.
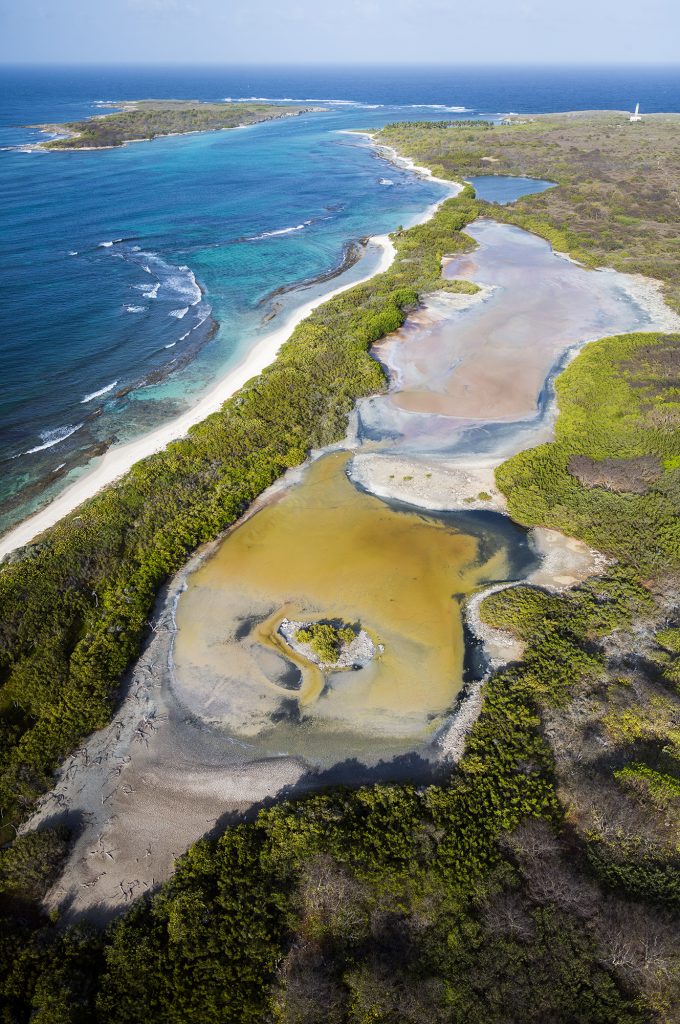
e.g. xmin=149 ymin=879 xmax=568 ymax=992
xmin=361 ymin=219 xmax=653 ymax=450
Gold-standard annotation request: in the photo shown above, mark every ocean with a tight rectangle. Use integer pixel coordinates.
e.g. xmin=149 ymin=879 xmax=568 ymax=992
xmin=2 ymin=64 xmax=679 ymax=532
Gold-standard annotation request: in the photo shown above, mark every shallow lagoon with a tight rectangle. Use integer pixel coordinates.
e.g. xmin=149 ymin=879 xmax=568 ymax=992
xmin=173 ymin=451 xmax=537 ymax=763
xmin=359 ymin=219 xmax=655 ymax=455
xmin=174 ymin=217 xmax=659 ymax=760
xmin=466 ymin=174 xmax=556 ymax=205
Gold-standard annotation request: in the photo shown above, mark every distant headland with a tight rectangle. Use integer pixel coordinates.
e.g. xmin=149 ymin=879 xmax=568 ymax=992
xmin=31 ymin=99 xmax=321 ymax=150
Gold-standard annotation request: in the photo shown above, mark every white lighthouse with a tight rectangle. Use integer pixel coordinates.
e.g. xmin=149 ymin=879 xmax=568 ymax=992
xmin=630 ymin=103 xmax=642 ymax=122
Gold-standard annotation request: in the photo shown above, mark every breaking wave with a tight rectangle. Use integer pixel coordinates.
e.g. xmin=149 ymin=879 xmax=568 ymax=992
xmin=245 ymin=220 xmax=311 ymax=241
xmin=81 ymin=380 xmax=118 ymax=404
xmin=25 ymin=423 xmax=84 ymax=455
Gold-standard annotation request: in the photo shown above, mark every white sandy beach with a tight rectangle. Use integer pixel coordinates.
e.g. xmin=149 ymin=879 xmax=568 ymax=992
xmin=0 ymin=166 xmax=459 ymax=560
xmin=17 ymin=137 xmax=680 ymax=922
xmin=23 ymin=227 xmax=678 ymax=922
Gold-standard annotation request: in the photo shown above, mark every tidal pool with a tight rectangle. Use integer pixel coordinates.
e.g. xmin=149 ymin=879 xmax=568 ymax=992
xmin=172 ymin=452 xmax=537 ymax=764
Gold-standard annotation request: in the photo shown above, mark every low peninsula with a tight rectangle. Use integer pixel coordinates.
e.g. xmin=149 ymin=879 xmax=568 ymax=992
xmin=33 ymin=99 xmax=318 ymax=150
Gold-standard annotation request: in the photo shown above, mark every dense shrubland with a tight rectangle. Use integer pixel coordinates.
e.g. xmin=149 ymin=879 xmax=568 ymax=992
xmin=2 ymin=572 xmax=661 ymax=1021
xmin=3 ymin=325 xmax=678 ymax=1022
xmin=378 ymin=112 xmax=680 ymax=312
xmin=0 ymin=186 xmax=479 ymax=835
xmin=2 ymin=118 xmax=680 ymax=1022
xmin=497 ymin=331 xmax=680 ymax=572
xmin=295 ymin=623 xmax=356 ymax=662
xmin=37 ymin=101 xmax=312 ymax=149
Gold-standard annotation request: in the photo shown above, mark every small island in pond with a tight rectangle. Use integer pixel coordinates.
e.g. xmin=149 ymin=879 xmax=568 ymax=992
xmin=33 ymin=99 xmax=319 ymax=150
xmin=279 ymin=618 xmax=380 ymax=669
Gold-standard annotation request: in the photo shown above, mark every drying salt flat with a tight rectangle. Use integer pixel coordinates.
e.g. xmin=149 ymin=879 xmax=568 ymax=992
xmin=24 ymin=200 xmax=680 ymax=922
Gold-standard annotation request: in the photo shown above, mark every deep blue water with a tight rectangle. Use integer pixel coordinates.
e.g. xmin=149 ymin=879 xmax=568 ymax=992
xmin=2 ymin=64 xmax=679 ymax=531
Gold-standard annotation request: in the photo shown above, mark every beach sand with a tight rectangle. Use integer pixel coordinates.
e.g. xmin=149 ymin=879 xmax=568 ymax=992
xmin=17 ymin=150 xmax=680 ymax=924
xmin=0 ymin=235 xmax=392 ymax=559
xmin=0 ymin=167 xmax=460 ymax=560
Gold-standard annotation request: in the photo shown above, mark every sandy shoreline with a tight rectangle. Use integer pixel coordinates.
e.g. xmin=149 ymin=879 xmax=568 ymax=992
xmin=344 ymin=129 xmax=461 ymax=193
xmin=16 ymin=134 xmax=680 ymax=923
xmin=0 ymin=153 xmax=459 ymax=560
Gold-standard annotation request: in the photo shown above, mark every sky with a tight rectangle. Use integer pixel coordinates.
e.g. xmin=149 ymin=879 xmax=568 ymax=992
xmin=1 ymin=0 xmax=677 ymax=66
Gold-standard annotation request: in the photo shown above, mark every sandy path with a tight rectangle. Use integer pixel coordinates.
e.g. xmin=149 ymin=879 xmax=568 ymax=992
xmin=27 ymin=553 xmax=310 ymax=923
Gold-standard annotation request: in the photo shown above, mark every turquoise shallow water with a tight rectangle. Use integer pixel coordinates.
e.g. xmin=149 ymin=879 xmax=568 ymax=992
xmin=2 ymin=64 xmax=679 ymax=533
xmin=0 ymin=99 xmax=453 ymax=530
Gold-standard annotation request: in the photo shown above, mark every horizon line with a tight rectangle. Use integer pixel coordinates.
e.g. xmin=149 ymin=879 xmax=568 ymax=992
xmin=2 ymin=60 xmax=680 ymax=69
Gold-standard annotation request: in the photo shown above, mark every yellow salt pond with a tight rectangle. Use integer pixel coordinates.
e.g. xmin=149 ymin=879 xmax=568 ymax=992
xmin=172 ymin=452 xmax=536 ymax=760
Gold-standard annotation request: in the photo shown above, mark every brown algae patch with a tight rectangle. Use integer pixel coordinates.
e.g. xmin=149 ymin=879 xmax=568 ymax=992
xmin=172 ymin=452 xmax=532 ymax=753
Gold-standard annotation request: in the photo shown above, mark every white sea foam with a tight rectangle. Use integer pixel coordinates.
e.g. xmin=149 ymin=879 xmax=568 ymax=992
xmin=98 ymin=238 xmax=124 ymax=248
xmin=165 ymin=342 xmax=177 ymax=349
xmin=25 ymin=423 xmax=83 ymax=455
xmin=125 ymin=305 xmax=145 ymax=313
xmin=134 ymin=283 xmax=155 ymax=295
xmin=178 ymin=330 xmax=191 ymax=341
xmin=169 ymin=307 xmax=189 ymax=319
xmin=68 ymin=250 xmax=78 ymax=256
xmin=164 ymin=273 xmax=201 ymax=304
xmin=406 ymin=104 xmax=473 ymax=112
xmin=246 ymin=220 xmax=311 ymax=241
xmin=379 ymin=178 xmax=395 ymax=186
xmin=177 ymin=267 xmax=202 ymax=304
xmin=222 ymin=96 xmax=383 ymax=108
xmin=223 ymin=96 xmax=300 ymax=103
xmin=81 ymin=380 xmax=119 ymax=404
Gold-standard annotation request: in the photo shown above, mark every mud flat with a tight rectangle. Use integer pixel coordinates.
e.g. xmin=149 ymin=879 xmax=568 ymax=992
xmin=24 ymin=211 xmax=680 ymax=923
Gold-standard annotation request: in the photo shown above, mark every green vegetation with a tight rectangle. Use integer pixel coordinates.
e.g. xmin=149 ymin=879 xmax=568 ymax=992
xmin=382 ymin=120 xmax=494 ymax=132
xmin=496 ymin=332 xmax=680 ymax=572
xmin=378 ymin=112 xmax=680 ymax=312
xmin=2 ymin=600 xmax=660 ymax=1021
xmin=2 ymin=117 xmax=680 ymax=1021
xmin=0 ymin=184 xmax=479 ymax=835
xmin=295 ymin=622 xmax=356 ymax=663
xmin=4 ymin=329 xmax=679 ymax=1021
xmin=35 ymin=100 xmax=314 ymax=150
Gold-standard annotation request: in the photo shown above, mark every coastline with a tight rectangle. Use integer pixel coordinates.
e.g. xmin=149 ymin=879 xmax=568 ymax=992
xmin=18 ymin=136 xmax=680 ymax=919
xmin=0 ymin=168 xmax=460 ymax=559
xmin=28 ymin=102 xmax=321 ymax=152
xmin=342 ymin=128 xmax=457 ymax=190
